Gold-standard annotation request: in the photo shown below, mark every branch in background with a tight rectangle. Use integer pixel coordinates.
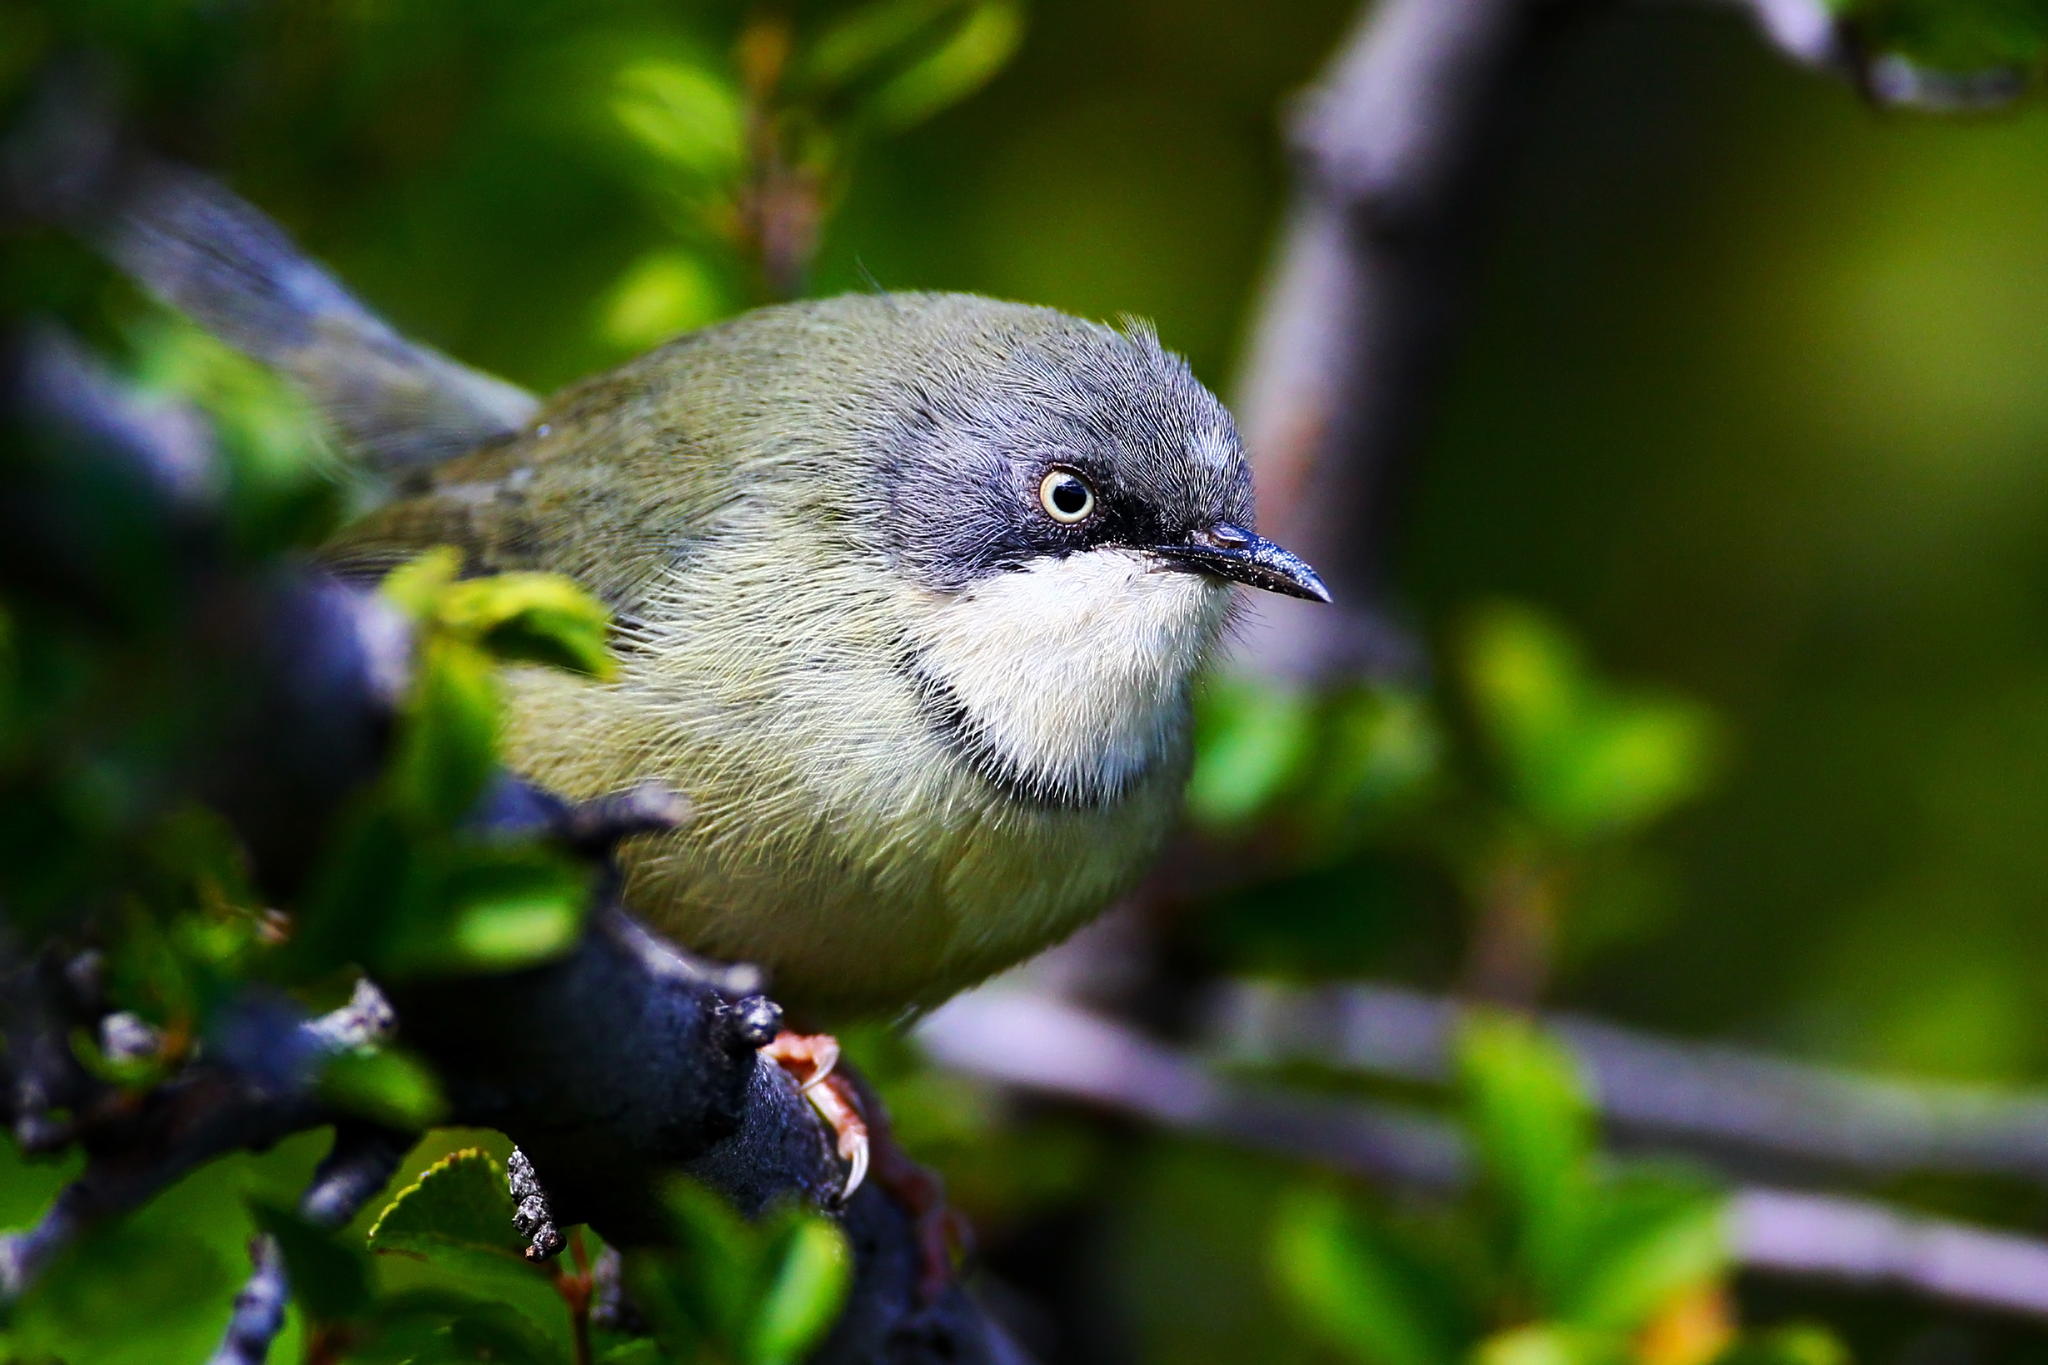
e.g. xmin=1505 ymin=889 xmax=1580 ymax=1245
xmin=1731 ymin=1189 xmax=2048 ymax=1319
xmin=920 ymin=989 xmax=2048 ymax=1322
xmin=1709 ymin=0 xmax=2034 ymax=110
xmin=1232 ymin=0 xmax=1580 ymax=683
xmin=1204 ymin=980 xmax=2048 ymax=1187
xmin=1231 ymin=0 xmax=2032 ymax=686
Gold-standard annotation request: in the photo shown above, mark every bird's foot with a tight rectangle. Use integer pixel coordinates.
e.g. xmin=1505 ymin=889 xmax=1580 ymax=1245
xmin=762 ymin=1031 xmax=870 ymax=1200
xmin=760 ymin=1031 xmax=970 ymax=1302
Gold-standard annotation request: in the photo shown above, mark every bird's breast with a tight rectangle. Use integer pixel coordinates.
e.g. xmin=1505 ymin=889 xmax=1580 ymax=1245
xmin=491 ymin=544 xmax=1224 ymax=1018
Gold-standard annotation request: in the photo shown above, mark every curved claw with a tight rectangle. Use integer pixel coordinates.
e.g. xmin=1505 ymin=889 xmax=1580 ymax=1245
xmin=838 ymin=1126 xmax=870 ymax=1201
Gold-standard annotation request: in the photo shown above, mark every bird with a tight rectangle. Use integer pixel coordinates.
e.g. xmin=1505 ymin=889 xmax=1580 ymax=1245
xmin=96 ymin=159 xmax=1330 ymax=1209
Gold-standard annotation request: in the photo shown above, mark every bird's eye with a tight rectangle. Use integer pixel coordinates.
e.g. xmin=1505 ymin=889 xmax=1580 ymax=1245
xmin=1038 ymin=469 xmax=1095 ymax=524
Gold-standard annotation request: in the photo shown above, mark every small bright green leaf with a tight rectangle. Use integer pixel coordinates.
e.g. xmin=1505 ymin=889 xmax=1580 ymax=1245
xmin=318 ymin=1045 xmax=448 ymax=1129
xmin=1188 ymin=680 xmax=1318 ymax=828
xmin=392 ymin=638 xmax=500 ymax=827
xmin=749 ymin=1211 xmax=854 ymax=1365
xmin=826 ymin=0 xmax=1025 ymax=129
xmin=612 ymin=57 xmax=747 ymax=178
xmin=367 ymin=1149 xmax=522 ymax=1264
xmin=248 ymin=1199 xmax=373 ymax=1323
xmin=598 ymin=1341 xmax=666 ymax=1365
xmin=1561 ymin=1172 xmax=1727 ymax=1333
xmin=1271 ymin=1186 xmax=1470 ymax=1365
xmin=439 ymin=846 xmax=593 ymax=970
xmin=1713 ymin=1324 xmax=1851 ymax=1365
xmin=436 ymin=573 xmax=616 ymax=680
xmin=379 ymin=548 xmax=463 ymax=619
xmin=1460 ymin=603 xmax=1717 ymax=840
xmin=1456 ymin=1012 xmax=1593 ymax=1309
xmin=602 ymin=249 xmax=729 ymax=350
xmin=1472 ymin=1324 xmax=1630 ymax=1365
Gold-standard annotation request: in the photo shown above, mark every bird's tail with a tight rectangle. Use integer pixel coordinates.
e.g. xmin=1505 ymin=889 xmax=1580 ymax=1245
xmin=10 ymin=97 xmax=536 ymax=475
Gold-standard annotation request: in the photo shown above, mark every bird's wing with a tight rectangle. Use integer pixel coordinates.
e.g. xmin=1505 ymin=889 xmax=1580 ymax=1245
xmin=319 ymin=354 xmax=742 ymax=618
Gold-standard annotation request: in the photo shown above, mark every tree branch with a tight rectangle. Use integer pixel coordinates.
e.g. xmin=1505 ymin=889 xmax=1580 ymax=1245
xmin=1 ymin=332 xmax=1024 ymax=1365
xmin=1204 ymin=979 xmax=2048 ymax=1187
xmin=210 ymin=1126 xmax=413 ymax=1365
xmin=921 ymin=988 xmax=2048 ymax=1322
xmin=1232 ymin=0 xmax=1581 ymax=683
xmin=1706 ymin=0 xmax=2035 ymax=110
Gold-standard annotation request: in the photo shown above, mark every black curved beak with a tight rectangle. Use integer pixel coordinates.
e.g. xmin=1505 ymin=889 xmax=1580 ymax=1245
xmin=1149 ymin=523 xmax=1332 ymax=603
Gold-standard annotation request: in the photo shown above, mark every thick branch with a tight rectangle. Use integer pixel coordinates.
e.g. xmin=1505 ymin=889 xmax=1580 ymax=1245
xmin=2 ymin=332 xmax=1022 ymax=1365
xmin=1233 ymin=0 xmax=1575 ymax=682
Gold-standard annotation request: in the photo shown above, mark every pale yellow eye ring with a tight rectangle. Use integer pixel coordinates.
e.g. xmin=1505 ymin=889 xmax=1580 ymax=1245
xmin=1039 ymin=469 xmax=1095 ymax=523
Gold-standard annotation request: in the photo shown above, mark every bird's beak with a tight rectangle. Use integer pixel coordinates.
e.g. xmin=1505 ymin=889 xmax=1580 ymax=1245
xmin=1149 ymin=524 xmax=1332 ymax=603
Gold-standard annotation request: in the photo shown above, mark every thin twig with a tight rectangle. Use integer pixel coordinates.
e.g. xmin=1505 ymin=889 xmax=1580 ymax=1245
xmin=210 ymin=1126 xmax=412 ymax=1365
xmin=920 ymin=989 xmax=2048 ymax=1322
xmin=1204 ymin=980 xmax=2048 ymax=1186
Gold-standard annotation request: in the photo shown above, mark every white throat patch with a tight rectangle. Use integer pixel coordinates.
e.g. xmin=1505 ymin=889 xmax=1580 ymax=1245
xmin=907 ymin=548 xmax=1231 ymax=806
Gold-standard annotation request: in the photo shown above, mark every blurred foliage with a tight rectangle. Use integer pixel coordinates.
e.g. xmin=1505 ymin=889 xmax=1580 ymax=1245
xmin=1268 ymin=1015 xmax=1821 ymax=1365
xmin=1832 ymin=0 xmax=2048 ymax=74
xmin=8 ymin=0 xmax=2048 ymax=1361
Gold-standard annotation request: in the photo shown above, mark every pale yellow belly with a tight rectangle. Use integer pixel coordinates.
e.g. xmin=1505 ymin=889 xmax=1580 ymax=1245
xmin=497 ymin=664 xmax=1183 ymax=1020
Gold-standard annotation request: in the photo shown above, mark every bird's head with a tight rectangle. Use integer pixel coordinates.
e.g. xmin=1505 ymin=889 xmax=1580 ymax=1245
xmin=816 ymin=295 xmax=1327 ymax=808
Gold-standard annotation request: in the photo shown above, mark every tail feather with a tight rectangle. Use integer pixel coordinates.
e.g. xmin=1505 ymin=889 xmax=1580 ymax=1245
xmin=98 ymin=159 xmax=538 ymax=473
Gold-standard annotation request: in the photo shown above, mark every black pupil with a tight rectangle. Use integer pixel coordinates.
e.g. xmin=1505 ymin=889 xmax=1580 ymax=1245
xmin=1051 ymin=477 xmax=1089 ymax=515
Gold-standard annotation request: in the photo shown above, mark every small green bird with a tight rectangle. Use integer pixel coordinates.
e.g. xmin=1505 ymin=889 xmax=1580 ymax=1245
xmin=106 ymin=165 xmax=1330 ymax=1028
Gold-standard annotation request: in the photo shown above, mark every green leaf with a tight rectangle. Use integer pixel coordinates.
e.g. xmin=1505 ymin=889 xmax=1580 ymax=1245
xmin=317 ymin=1045 xmax=449 ymax=1129
xmin=1472 ymin=1324 xmax=1630 ymax=1365
xmin=430 ymin=844 xmax=593 ymax=973
xmin=748 ymin=1211 xmax=854 ymax=1365
xmin=248 ymin=1199 xmax=373 ymax=1323
xmin=392 ymin=637 xmax=501 ymax=828
xmin=612 ymin=55 xmax=748 ymax=180
xmin=602 ymin=249 xmax=730 ymax=350
xmin=1460 ymin=603 xmax=1717 ymax=841
xmin=624 ymin=1180 xmax=755 ymax=1354
xmin=1188 ymin=680 xmax=1319 ymax=828
xmin=358 ymin=1287 xmax=559 ymax=1365
xmin=1455 ymin=1012 xmax=1593 ymax=1310
xmin=379 ymin=547 xmax=463 ymax=619
xmin=1270 ymin=1186 xmax=1470 ymax=1365
xmin=367 ymin=1149 xmax=522 ymax=1265
xmin=622 ymin=1181 xmax=851 ymax=1362
xmin=1713 ymin=1325 xmax=1850 ymax=1365
xmin=1829 ymin=0 xmax=2048 ymax=73
xmin=1559 ymin=1171 xmax=1727 ymax=1333
xmin=286 ymin=802 xmax=430 ymax=978
xmin=3 ymin=1224 xmax=232 ymax=1365
xmin=436 ymin=572 xmax=616 ymax=680
xmin=810 ymin=0 xmax=1026 ymax=129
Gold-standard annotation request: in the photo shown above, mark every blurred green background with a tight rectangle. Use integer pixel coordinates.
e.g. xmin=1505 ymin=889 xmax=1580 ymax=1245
xmin=11 ymin=0 xmax=2048 ymax=1360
